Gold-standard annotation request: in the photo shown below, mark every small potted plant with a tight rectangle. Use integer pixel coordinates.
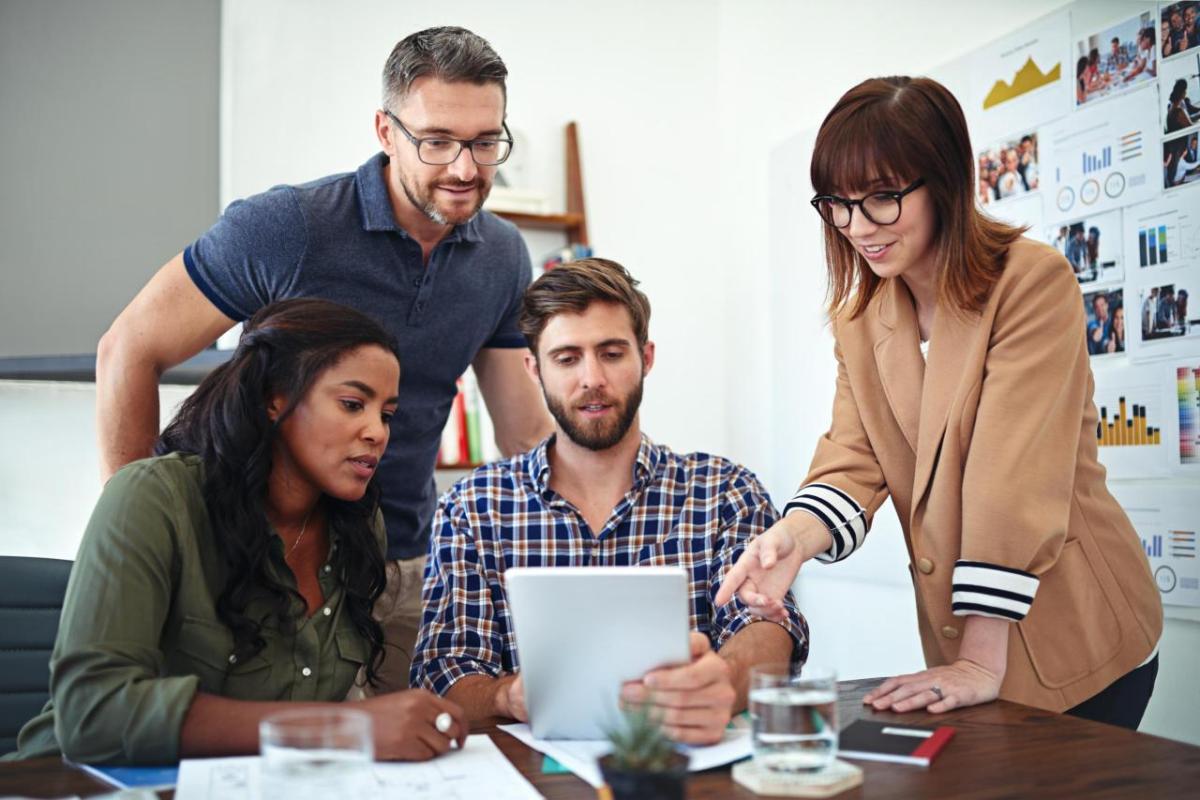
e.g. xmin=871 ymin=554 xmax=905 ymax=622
xmin=598 ymin=702 xmax=689 ymax=800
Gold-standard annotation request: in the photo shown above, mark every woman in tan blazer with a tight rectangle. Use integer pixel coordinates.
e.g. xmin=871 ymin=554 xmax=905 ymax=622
xmin=718 ymin=77 xmax=1162 ymax=728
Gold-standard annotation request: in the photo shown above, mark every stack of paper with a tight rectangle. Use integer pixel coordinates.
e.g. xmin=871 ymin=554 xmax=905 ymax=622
xmin=173 ymin=734 xmax=542 ymax=800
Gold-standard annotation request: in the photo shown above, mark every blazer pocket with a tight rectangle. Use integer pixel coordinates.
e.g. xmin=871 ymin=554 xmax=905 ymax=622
xmin=1017 ymin=540 xmax=1122 ymax=689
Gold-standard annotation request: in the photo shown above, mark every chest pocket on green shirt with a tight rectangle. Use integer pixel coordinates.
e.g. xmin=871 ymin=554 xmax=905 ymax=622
xmin=172 ymin=616 xmax=273 ymax=699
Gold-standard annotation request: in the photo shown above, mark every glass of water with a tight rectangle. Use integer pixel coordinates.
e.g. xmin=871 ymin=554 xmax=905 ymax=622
xmin=260 ymin=708 xmax=374 ymax=799
xmin=749 ymin=663 xmax=838 ymax=773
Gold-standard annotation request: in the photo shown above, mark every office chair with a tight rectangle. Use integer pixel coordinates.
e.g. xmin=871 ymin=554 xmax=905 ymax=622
xmin=0 ymin=557 xmax=73 ymax=753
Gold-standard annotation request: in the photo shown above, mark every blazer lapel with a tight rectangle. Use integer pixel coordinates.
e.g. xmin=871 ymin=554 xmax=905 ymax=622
xmin=872 ymin=279 xmax=923 ymax=454
xmin=911 ymin=302 xmax=980 ymax=512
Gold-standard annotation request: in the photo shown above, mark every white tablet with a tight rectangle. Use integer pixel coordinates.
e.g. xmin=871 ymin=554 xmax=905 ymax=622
xmin=505 ymin=566 xmax=691 ymax=740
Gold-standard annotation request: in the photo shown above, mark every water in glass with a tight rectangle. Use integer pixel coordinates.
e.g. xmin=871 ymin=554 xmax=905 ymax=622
xmin=749 ymin=664 xmax=838 ymax=772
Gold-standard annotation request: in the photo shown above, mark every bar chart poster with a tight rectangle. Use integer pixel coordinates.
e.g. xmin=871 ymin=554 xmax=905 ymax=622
xmin=1110 ymin=484 xmax=1200 ymax=607
xmin=1092 ymin=365 xmax=1171 ymax=478
xmin=1043 ymin=89 xmax=1159 ymax=224
xmin=1178 ymin=362 xmax=1200 ymax=470
xmin=1122 ymin=197 xmax=1200 ymax=271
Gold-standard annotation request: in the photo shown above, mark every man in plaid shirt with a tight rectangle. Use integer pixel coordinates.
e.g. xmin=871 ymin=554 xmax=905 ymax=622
xmin=410 ymin=258 xmax=808 ymax=744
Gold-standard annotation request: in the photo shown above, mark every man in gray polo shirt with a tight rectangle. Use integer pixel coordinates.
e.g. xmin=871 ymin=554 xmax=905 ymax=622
xmin=95 ymin=27 xmax=551 ymax=690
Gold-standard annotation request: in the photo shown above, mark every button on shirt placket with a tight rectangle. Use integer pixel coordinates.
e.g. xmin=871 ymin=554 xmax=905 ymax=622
xmin=406 ymin=240 xmax=452 ymax=327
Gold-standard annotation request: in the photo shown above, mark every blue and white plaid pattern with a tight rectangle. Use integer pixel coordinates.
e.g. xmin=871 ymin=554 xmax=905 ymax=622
xmin=410 ymin=434 xmax=809 ymax=694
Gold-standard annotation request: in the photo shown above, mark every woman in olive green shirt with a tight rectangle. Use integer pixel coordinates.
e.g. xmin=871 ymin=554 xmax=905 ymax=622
xmin=14 ymin=299 xmax=465 ymax=764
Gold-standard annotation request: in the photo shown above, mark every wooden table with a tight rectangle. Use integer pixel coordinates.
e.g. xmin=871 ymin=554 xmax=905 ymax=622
xmin=3 ymin=679 xmax=1198 ymax=798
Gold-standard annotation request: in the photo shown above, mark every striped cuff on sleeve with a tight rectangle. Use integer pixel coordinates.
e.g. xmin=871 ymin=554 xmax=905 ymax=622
xmin=782 ymin=483 xmax=867 ymax=563
xmin=951 ymin=561 xmax=1039 ymax=621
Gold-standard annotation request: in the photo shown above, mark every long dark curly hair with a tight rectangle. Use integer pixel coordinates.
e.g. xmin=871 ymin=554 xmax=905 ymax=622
xmin=157 ymin=298 xmax=399 ymax=685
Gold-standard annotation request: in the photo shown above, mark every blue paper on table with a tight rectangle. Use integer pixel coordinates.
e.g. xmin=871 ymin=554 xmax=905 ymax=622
xmin=76 ymin=762 xmax=179 ymax=789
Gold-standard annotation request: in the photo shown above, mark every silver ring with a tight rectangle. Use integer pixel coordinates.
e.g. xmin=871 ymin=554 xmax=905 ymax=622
xmin=435 ymin=711 xmax=453 ymax=733
xmin=930 ymin=685 xmax=944 ymax=701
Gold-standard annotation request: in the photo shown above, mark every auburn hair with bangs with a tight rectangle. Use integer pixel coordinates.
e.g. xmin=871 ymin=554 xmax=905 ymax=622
xmin=811 ymin=76 xmax=1024 ymax=319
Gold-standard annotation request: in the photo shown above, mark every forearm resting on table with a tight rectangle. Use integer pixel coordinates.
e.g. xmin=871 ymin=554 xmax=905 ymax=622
xmin=957 ymin=614 xmax=1010 ymax=677
xmin=179 ymin=693 xmax=332 ymax=757
xmin=719 ymin=621 xmax=795 ymax=712
xmin=445 ymin=673 xmax=517 ymax=721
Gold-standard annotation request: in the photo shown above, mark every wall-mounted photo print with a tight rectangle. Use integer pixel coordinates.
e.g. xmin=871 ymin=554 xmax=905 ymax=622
xmin=1046 ymin=210 xmax=1122 ymax=285
xmin=1075 ymin=12 xmax=1157 ymax=106
xmin=1140 ymin=281 xmax=1198 ymax=343
xmin=1084 ymin=286 xmax=1126 ymax=356
xmin=1164 ymin=130 xmax=1200 ymax=189
xmin=977 ymin=131 xmax=1039 ymax=205
xmin=1161 ymin=52 xmax=1200 ymax=134
xmin=1161 ymin=2 xmax=1200 ymax=60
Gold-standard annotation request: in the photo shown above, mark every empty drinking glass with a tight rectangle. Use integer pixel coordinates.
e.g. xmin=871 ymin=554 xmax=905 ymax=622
xmin=260 ymin=707 xmax=374 ymax=799
xmin=749 ymin=663 xmax=838 ymax=773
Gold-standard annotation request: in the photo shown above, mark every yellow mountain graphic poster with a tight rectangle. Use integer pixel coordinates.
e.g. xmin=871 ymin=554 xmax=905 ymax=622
xmin=982 ymin=57 xmax=1061 ymax=109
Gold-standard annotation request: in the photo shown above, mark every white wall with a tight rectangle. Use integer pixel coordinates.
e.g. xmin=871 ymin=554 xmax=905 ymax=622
xmin=0 ymin=382 xmax=192 ymax=560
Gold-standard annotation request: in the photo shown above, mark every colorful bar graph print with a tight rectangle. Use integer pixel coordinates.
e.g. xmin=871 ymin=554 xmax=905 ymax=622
xmin=1082 ymin=146 xmax=1112 ymax=174
xmin=1179 ymin=367 xmax=1200 ymax=465
xmin=1138 ymin=225 xmax=1170 ymax=267
xmin=1170 ymin=530 xmax=1197 ymax=559
xmin=1142 ymin=535 xmax=1163 ymax=559
xmin=1096 ymin=395 xmax=1161 ymax=447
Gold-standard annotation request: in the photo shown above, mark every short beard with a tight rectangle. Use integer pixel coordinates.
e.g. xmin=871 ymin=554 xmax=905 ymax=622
xmin=398 ymin=170 xmax=487 ymax=226
xmin=544 ymin=378 xmax=643 ymax=452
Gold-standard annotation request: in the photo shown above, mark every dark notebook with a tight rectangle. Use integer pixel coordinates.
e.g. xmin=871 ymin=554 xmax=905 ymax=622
xmin=838 ymin=719 xmax=956 ymax=766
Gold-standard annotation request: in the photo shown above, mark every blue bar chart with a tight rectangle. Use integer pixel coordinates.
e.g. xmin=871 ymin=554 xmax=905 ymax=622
xmin=1083 ymin=146 xmax=1112 ymax=175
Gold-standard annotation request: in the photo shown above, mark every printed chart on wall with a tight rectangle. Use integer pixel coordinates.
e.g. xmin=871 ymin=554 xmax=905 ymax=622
xmin=1175 ymin=359 xmax=1200 ymax=472
xmin=1122 ymin=197 xmax=1200 ymax=271
xmin=1091 ymin=363 xmax=1171 ymax=477
xmin=967 ymin=9 xmax=1071 ymax=144
xmin=1043 ymin=87 xmax=1159 ymax=224
xmin=1110 ymin=483 xmax=1200 ymax=607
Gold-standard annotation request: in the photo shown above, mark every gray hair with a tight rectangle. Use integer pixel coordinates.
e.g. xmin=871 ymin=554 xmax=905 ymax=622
xmin=382 ymin=26 xmax=507 ymax=110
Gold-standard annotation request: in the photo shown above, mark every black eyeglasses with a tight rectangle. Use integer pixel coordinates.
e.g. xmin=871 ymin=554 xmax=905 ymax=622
xmin=810 ymin=178 xmax=926 ymax=228
xmin=384 ymin=110 xmax=514 ymax=166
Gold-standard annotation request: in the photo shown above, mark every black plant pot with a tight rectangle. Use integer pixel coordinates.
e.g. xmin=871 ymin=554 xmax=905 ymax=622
xmin=598 ymin=752 xmax=689 ymax=800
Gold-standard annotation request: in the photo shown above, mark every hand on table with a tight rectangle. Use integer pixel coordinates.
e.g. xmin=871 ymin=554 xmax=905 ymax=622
xmin=862 ymin=658 xmax=1003 ymax=714
xmin=360 ymin=688 xmax=466 ymax=760
xmin=620 ymin=632 xmax=735 ymax=746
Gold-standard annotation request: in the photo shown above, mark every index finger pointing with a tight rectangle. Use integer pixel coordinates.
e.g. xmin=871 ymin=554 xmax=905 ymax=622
xmin=715 ymin=554 xmax=753 ymax=606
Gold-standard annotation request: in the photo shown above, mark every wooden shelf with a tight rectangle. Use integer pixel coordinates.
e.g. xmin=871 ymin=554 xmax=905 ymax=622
xmin=490 ymin=122 xmax=588 ymax=247
xmin=492 ymin=211 xmax=585 ymax=230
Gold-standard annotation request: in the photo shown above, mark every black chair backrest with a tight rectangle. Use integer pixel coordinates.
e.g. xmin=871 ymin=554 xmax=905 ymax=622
xmin=0 ymin=557 xmax=73 ymax=753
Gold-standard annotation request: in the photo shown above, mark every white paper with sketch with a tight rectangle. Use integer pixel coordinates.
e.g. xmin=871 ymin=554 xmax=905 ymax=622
xmin=498 ymin=715 xmax=752 ymax=789
xmin=173 ymin=734 xmax=542 ymax=800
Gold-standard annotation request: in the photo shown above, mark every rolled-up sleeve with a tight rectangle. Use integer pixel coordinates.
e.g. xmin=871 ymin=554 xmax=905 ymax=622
xmin=50 ymin=463 xmax=199 ymax=764
xmin=409 ymin=489 xmax=504 ymax=694
xmin=712 ymin=468 xmax=809 ymax=666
